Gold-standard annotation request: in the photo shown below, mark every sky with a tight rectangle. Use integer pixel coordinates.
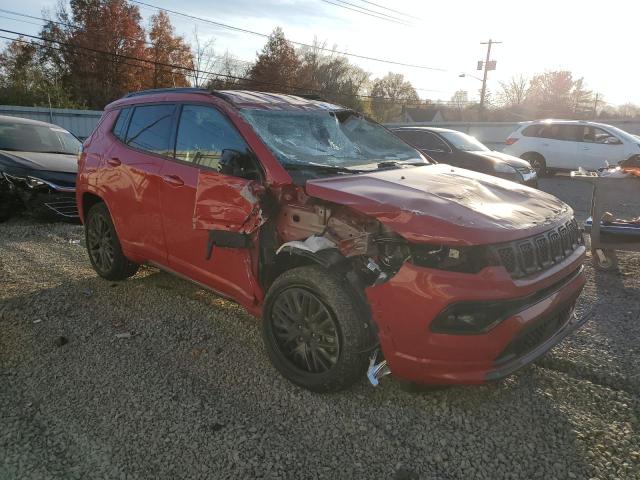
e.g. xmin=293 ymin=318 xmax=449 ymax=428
xmin=2 ymin=0 xmax=639 ymax=106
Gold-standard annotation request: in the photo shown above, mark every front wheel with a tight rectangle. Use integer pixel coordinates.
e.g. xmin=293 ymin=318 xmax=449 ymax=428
xmin=85 ymin=202 xmax=139 ymax=280
xmin=262 ymin=266 xmax=373 ymax=392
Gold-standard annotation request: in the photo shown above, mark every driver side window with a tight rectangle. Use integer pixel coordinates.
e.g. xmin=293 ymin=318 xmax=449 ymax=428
xmin=582 ymin=126 xmax=620 ymax=144
xmin=175 ymin=105 xmax=255 ymax=177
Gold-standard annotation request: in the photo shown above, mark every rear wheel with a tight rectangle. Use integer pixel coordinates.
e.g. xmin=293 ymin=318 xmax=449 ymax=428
xmin=522 ymin=153 xmax=548 ymax=177
xmin=262 ymin=265 xmax=372 ymax=392
xmin=85 ymin=202 xmax=139 ymax=280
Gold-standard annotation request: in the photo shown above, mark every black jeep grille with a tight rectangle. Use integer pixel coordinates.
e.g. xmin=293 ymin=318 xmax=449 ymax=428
xmin=493 ymin=219 xmax=582 ymax=279
xmin=496 ymin=304 xmax=574 ymax=363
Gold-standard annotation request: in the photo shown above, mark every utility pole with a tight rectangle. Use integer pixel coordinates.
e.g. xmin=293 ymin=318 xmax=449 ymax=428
xmin=479 ymin=39 xmax=501 ymax=120
xmin=592 ymin=93 xmax=599 ymax=119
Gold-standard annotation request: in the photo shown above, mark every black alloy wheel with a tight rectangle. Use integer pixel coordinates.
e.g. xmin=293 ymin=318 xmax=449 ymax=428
xmin=270 ymin=287 xmax=341 ymax=374
xmin=87 ymin=211 xmax=115 ymax=273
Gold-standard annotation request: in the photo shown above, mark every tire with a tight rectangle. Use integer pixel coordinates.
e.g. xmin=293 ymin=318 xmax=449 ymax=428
xmin=521 ymin=153 xmax=548 ymax=177
xmin=85 ymin=202 xmax=139 ymax=281
xmin=262 ymin=265 xmax=373 ymax=392
xmin=591 ymin=248 xmax=618 ymax=272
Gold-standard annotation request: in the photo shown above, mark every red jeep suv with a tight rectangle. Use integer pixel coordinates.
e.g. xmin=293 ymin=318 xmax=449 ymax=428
xmin=77 ymin=88 xmax=587 ymax=392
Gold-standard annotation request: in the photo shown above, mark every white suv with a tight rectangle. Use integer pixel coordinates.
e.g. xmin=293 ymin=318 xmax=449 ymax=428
xmin=503 ymin=120 xmax=640 ymax=175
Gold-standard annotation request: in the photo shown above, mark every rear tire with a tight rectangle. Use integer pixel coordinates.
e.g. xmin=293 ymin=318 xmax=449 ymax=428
xmin=521 ymin=153 xmax=548 ymax=177
xmin=85 ymin=202 xmax=139 ymax=280
xmin=262 ymin=265 xmax=373 ymax=392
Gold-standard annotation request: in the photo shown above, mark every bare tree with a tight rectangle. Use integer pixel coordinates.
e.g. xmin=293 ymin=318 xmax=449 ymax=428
xmin=498 ymin=75 xmax=529 ymax=108
xmin=191 ymin=27 xmax=217 ymax=88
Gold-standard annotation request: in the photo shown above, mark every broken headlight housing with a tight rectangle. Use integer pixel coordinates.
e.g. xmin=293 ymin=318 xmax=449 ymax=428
xmin=3 ymin=173 xmax=49 ymax=189
xmin=409 ymin=244 xmax=500 ymax=274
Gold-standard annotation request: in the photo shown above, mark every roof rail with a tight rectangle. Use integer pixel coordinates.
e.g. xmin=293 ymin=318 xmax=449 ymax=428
xmin=124 ymin=87 xmax=211 ymax=98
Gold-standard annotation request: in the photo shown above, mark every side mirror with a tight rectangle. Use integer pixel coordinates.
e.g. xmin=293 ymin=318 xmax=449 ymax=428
xmin=218 ymin=149 xmax=261 ymax=180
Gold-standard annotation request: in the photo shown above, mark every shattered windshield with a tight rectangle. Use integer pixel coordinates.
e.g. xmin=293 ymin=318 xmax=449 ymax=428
xmin=240 ymin=109 xmax=424 ymax=171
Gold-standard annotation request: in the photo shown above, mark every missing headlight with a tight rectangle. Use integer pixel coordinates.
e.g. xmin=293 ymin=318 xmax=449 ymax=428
xmin=409 ymin=244 xmax=500 ymax=274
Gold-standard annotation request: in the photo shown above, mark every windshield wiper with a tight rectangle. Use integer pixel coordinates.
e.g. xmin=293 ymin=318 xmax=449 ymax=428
xmin=38 ymin=150 xmax=74 ymax=155
xmin=282 ymin=162 xmax=366 ymax=174
xmin=376 ymin=160 xmax=429 ymax=169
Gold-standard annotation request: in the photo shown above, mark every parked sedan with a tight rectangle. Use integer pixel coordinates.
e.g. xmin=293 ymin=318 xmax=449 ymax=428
xmin=0 ymin=115 xmax=81 ymax=221
xmin=391 ymin=126 xmax=538 ymax=187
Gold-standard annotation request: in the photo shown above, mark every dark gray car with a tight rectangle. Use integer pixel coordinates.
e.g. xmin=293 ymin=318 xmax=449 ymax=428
xmin=392 ymin=126 xmax=538 ymax=188
xmin=0 ymin=115 xmax=80 ymax=221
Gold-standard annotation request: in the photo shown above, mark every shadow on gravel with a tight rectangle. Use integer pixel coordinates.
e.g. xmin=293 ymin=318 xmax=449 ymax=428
xmin=1 ymin=270 xmax=599 ymax=480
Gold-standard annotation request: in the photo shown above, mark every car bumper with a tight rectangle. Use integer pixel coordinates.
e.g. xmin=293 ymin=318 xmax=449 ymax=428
xmin=1 ymin=174 xmax=78 ymax=219
xmin=365 ymin=246 xmax=586 ymax=384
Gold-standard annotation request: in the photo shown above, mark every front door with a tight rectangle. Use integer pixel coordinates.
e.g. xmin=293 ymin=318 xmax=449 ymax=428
xmin=579 ymin=126 xmax=627 ymax=170
xmin=159 ymin=104 xmax=264 ymax=308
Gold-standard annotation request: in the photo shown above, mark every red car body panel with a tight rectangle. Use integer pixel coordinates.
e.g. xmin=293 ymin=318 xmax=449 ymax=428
xmin=77 ymin=89 xmax=588 ymax=385
xmin=305 ymin=164 xmax=571 ymax=246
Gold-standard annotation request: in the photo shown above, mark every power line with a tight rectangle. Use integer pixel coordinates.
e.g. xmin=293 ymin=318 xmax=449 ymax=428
xmin=319 ymin=0 xmax=414 ymax=26
xmin=353 ymin=0 xmax=418 ymax=19
xmin=0 ymin=29 xmax=468 ymax=106
xmin=129 ymin=0 xmax=448 ymax=72
xmin=0 ymin=8 xmax=254 ymax=66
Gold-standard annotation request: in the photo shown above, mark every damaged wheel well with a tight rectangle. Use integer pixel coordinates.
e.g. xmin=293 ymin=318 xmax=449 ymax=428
xmin=82 ymin=193 xmax=103 ymax=221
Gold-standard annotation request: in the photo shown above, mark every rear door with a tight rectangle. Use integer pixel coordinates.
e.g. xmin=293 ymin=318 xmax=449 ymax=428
xmin=100 ymin=103 xmax=177 ymax=263
xmin=159 ymin=103 xmax=264 ymax=307
xmin=535 ymin=124 xmax=580 ymax=169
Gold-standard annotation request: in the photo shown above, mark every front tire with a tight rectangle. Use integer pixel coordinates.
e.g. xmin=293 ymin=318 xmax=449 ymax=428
xmin=262 ymin=266 xmax=373 ymax=392
xmin=85 ymin=202 xmax=139 ymax=280
xmin=522 ymin=153 xmax=548 ymax=177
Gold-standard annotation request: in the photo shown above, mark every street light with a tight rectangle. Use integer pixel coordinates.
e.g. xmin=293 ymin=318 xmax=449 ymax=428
xmin=458 ymin=73 xmax=483 ymax=82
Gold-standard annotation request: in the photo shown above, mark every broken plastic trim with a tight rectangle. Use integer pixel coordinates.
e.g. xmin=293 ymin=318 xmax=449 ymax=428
xmin=205 ymin=230 xmax=253 ymax=260
xmin=367 ymin=350 xmax=391 ymax=386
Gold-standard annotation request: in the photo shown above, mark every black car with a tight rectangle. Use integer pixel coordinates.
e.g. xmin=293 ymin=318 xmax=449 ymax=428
xmin=391 ymin=126 xmax=538 ymax=188
xmin=0 ymin=115 xmax=81 ymax=221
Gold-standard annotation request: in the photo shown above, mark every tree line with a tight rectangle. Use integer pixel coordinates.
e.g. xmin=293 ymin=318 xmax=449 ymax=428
xmin=1 ymin=0 xmax=638 ymax=122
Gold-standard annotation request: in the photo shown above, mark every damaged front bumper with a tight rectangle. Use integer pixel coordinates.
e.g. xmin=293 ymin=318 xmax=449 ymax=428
xmin=1 ymin=173 xmax=78 ymax=219
xmin=364 ymin=246 xmax=587 ymax=385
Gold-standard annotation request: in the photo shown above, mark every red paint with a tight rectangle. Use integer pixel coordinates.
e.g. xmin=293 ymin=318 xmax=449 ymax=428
xmin=77 ymin=89 xmax=587 ymax=385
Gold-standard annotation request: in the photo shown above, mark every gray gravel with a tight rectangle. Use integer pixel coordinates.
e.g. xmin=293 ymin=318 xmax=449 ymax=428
xmin=1 ymin=177 xmax=639 ymax=480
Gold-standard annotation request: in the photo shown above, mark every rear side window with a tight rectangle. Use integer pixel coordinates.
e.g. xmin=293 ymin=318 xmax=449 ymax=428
xmin=126 ymin=104 xmax=176 ymax=155
xmin=174 ymin=105 xmax=248 ymax=170
xmin=397 ymin=130 xmax=448 ymax=151
xmin=522 ymin=125 xmax=541 ymax=137
xmin=112 ymin=107 xmax=131 ymax=141
xmin=536 ymin=124 xmax=580 ymax=141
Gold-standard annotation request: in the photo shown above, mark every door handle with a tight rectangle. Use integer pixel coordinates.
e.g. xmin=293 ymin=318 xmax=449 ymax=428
xmin=106 ymin=157 xmax=121 ymax=167
xmin=582 ymin=146 xmax=590 ymax=150
xmin=162 ymin=174 xmax=184 ymax=187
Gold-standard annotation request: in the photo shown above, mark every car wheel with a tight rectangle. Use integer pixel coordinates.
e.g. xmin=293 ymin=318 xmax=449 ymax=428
xmin=591 ymin=248 xmax=618 ymax=272
xmin=85 ymin=202 xmax=139 ymax=280
xmin=522 ymin=153 xmax=548 ymax=177
xmin=262 ymin=265 xmax=372 ymax=392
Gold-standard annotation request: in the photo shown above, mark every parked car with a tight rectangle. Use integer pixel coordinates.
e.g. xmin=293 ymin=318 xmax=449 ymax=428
xmin=504 ymin=119 xmax=640 ymax=176
xmin=0 ymin=115 xmax=81 ymax=221
xmin=77 ymin=88 xmax=587 ymax=392
xmin=391 ymin=126 xmax=538 ymax=187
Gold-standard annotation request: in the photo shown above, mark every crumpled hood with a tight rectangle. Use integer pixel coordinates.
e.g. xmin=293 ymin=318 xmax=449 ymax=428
xmin=0 ymin=150 xmax=77 ymax=173
xmin=305 ymin=164 xmax=571 ymax=246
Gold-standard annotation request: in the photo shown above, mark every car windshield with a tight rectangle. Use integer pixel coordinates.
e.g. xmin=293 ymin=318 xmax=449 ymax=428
xmin=439 ymin=131 xmax=489 ymax=152
xmin=607 ymin=126 xmax=639 ymax=144
xmin=0 ymin=121 xmax=81 ymax=154
xmin=239 ymin=109 xmax=424 ymax=171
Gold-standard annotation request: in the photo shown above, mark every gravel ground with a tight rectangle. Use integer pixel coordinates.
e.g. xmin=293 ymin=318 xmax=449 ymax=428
xmin=1 ymin=177 xmax=639 ymax=480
